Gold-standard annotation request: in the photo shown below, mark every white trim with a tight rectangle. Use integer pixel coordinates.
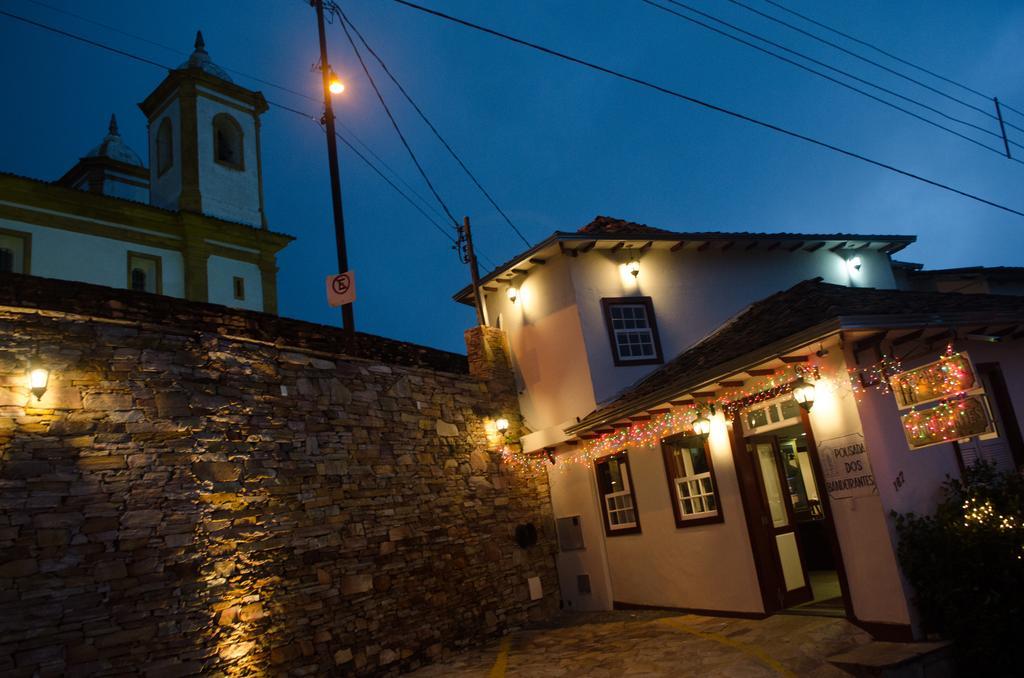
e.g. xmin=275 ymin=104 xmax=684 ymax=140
xmin=0 ymin=200 xmax=181 ymax=241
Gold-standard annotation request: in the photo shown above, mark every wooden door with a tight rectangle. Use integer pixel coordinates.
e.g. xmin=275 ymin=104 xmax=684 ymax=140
xmin=746 ymin=436 xmax=813 ymax=608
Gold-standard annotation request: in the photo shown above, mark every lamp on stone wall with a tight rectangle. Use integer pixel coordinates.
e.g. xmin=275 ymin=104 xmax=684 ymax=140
xmin=495 ymin=417 xmax=510 ymax=434
xmin=792 ymin=378 xmax=816 ymax=411
xmin=28 ymin=360 xmax=49 ymax=401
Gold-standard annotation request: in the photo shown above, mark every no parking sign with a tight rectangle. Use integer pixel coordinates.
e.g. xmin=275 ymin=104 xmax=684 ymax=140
xmin=326 ymin=271 xmax=356 ymax=307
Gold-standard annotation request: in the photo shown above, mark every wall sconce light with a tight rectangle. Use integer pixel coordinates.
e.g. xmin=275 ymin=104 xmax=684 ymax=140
xmin=792 ymin=378 xmax=816 ymax=411
xmin=847 ymin=256 xmax=862 ymax=274
xmin=545 ymin=448 xmax=556 ymax=465
xmin=693 ymin=412 xmax=712 ymax=439
xmin=28 ymin=361 xmax=50 ymax=401
xmin=626 ymin=258 xmax=641 ymax=278
xmin=495 ymin=417 xmax=510 ymax=434
xmin=506 ymin=286 xmax=519 ymax=303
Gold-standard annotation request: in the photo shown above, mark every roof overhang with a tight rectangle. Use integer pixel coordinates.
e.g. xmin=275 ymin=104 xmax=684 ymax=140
xmin=564 ymin=311 xmax=1024 ymax=436
xmin=453 ymin=231 xmax=917 ymax=305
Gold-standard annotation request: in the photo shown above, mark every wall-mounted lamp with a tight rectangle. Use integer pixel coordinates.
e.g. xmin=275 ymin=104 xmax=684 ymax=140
xmin=626 ymin=258 xmax=641 ymax=278
xmin=506 ymin=286 xmax=519 ymax=304
xmin=846 ymin=256 xmax=863 ymax=274
xmin=792 ymin=378 xmax=816 ymax=411
xmin=693 ymin=413 xmax=712 ymax=439
xmin=495 ymin=417 xmax=510 ymax=434
xmin=28 ymin=361 xmax=50 ymax=401
xmin=545 ymin=448 xmax=556 ymax=465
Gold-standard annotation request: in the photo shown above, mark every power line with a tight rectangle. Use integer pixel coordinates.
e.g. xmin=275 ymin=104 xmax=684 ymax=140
xmin=387 ymin=0 xmax=1024 ymax=220
xmin=333 ymin=5 xmax=534 ymax=247
xmin=723 ymin=0 xmax=1024 ymax=136
xmin=642 ymin=0 xmax=1022 ymax=160
xmin=0 ymin=7 xmax=490 ymax=262
xmin=334 ymin=9 xmax=461 ymax=229
xmin=760 ymin=0 xmax=1022 ymax=117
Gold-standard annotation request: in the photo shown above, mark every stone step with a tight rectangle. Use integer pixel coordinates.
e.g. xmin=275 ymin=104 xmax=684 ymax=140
xmin=828 ymin=640 xmax=953 ymax=677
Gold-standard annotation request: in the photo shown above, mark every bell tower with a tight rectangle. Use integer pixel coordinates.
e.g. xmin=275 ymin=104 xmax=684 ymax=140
xmin=138 ymin=32 xmax=269 ymax=227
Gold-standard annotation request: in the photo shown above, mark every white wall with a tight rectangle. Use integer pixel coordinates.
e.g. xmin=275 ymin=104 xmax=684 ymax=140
xmin=207 ymin=255 xmax=263 ymax=311
xmin=809 ymin=347 xmax=912 ymax=626
xmin=483 ymin=256 xmax=597 ymax=435
xmin=547 ymin=461 xmax=614 ymax=611
xmin=599 ymin=416 xmax=765 ymax=613
xmin=148 ymin=100 xmax=182 ymax=212
xmin=571 ymin=247 xmax=897 ymax=406
xmin=104 ymin=171 xmax=149 ymax=203
xmin=196 ymin=89 xmax=262 ymax=227
xmin=0 ymin=217 xmax=185 ymax=297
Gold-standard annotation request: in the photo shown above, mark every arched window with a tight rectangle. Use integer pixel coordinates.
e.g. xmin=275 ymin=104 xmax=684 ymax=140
xmin=213 ymin=114 xmax=244 ymax=169
xmin=156 ymin=118 xmax=173 ymax=175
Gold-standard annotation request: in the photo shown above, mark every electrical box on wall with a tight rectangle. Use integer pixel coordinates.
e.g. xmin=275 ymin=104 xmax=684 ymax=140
xmin=556 ymin=515 xmax=585 ymax=551
xmin=528 ymin=576 xmax=543 ymax=601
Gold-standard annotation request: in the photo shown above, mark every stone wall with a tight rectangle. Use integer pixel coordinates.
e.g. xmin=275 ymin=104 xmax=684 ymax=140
xmin=0 ymin=273 xmax=558 ymax=676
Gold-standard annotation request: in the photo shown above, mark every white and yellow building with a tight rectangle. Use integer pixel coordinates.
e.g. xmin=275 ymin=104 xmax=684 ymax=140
xmin=0 ymin=32 xmax=292 ymax=313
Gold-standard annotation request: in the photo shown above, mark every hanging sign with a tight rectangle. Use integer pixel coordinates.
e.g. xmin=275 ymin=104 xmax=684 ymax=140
xmin=816 ymin=433 xmax=877 ymax=500
xmin=889 ymin=350 xmax=978 ymax=410
xmin=326 ymin=271 xmax=356 ymax=307
xmin=901 ymin=394 xmax=995 ymax=450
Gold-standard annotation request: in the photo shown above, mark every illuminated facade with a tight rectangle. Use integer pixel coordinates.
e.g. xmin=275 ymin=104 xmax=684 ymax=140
xmin=454 ymin=216 xmax=1024 ymax=639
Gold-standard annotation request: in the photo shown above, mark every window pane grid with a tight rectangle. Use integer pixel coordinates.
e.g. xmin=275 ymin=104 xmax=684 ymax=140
xmin=605 ymin=490 xmax=637 ymax=529
xmin=676 ymin=471 xmax=716 ymax=519
xmin=609 ymin=304 xmax=655 ymax=361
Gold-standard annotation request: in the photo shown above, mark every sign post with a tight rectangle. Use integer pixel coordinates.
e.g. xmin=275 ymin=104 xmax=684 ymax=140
xmin=326 ymin=271 xmax=356 ymax=308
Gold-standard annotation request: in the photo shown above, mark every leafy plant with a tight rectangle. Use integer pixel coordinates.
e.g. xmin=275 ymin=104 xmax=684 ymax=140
xmin=893 ymin=461 xmax=1024 ymax=674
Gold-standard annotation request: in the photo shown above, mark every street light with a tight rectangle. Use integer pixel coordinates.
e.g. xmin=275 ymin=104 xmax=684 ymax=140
xmin=328 ymin=68 xmax=345 ymax=94
xmin=28 ymin=361 xmax=49 ymax=401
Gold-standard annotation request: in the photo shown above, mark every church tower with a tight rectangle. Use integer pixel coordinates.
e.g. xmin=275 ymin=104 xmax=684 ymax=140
xmin=138 ymin=32 xmax=269 ymax=227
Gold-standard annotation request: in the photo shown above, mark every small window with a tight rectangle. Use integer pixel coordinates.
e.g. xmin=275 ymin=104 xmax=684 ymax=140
xmin=213 ymin=113 xmax=244 ymax=169
xmin=233 ymin=276 xmax=246 ymax=301
xmin=662 ymin=433 xmax=723 ymax=528
xmin=156 ymin=118 xmax=173 ymax=176
xmin=0 ymin=229 xmax=30 ymax=274
xmin=601 ymin=297 xmax=663 ymax=366
xmin=127 ymin=252 xmax=162 ymax=294
xmin=594 ymin=452 xmax=640 ymax=535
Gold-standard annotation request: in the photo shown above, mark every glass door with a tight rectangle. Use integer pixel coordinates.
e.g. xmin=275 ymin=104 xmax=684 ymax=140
xmin=747 ymin=437 xmax=813 ymax=608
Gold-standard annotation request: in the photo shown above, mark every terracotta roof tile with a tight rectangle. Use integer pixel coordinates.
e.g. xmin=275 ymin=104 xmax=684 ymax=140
xmin=569 ymin=279 xmax=1024 ymax=433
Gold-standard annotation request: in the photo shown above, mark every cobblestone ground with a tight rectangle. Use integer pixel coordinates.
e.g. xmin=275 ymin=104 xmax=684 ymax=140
xmin=411 ymin=610 xmax=873 ymax=677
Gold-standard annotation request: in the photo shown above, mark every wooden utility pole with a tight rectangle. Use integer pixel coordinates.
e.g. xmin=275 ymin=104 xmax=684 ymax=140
xmin=462 ymin=216 xmax=486 ymax=327
xmin=314 ymin=0 xmax=355 ymax=334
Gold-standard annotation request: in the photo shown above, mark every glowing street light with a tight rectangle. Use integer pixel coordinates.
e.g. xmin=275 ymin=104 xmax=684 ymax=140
xmin=328 ymin=68 xmax=345 ymax=94
xmin=28 ymin=362 xmax=49 ymax=401
xmin=793 ymin=378 xmax=817 ymax=411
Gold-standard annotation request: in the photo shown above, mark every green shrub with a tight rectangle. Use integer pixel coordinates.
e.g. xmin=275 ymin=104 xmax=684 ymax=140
xmin=893 ymin=461 xmax=1024 ymax=674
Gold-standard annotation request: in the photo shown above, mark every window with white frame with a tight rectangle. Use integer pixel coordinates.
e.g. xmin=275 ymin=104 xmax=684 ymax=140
xmin=127 ymin=252 xmax=162 ymax=294
xmin=601 ymin=297 xmax=663 ymax=366
xmin=661 ymin=433 xmax=722 ymax=527
xmin=594 ymin=453 xmax=640 ymax=535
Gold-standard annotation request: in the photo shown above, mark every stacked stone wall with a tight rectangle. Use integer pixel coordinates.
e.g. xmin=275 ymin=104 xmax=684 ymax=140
xmin=0 ymin=273 xmax=558 ymax=676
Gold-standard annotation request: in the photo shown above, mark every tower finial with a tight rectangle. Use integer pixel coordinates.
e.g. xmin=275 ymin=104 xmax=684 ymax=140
xmin=108 ymin=113 xmax=119 ymax=136
xmin=194 ymin=30 xmax=205 ymax=52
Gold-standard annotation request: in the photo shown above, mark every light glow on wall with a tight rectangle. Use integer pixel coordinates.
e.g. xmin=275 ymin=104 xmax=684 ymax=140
xmin=618 ymin=262 xmax=641 ymax=289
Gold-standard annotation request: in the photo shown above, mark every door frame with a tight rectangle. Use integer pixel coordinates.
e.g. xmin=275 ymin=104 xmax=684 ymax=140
xmin=745 ymin=433 xmax=814 ymax=609
xmin=731 ymin=409 xmax=855 ymax=617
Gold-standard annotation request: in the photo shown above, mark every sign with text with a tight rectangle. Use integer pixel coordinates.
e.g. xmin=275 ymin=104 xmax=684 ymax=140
xmin=889 ymin=351 xmax=978 ymax=410
xmin=901 ymin=394 xmax=995 ymax=450
xmin=816 ymin=433 xmax=877 ymax=500
xmin=326 ymin=271 xmax=355 ymax=307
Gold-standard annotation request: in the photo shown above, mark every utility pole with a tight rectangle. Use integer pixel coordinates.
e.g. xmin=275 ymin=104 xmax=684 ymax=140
xmin=460 ymin=216 xmax=486 ymax=327
xmin=314 ymin=0 xmax=355 ymax=333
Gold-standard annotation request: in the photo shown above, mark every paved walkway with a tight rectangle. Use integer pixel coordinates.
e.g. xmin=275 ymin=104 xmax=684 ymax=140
xmin=411 ymin=610 xmax=873 ymax=677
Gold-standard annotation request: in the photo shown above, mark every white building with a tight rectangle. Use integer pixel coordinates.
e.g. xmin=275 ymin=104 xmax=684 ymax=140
xmin=0 ymin=32 xmax=292 ymax=313
xmin=455 ymin=216 xmax=1024 ymax=640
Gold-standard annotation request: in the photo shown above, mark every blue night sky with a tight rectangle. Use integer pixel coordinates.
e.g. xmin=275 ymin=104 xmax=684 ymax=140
xmin=2 ymin=1 xmax=1023 ymax=353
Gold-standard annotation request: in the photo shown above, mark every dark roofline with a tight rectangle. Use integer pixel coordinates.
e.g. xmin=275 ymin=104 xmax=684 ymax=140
xmin=565 ymin=308 xmax=1024 ymax=436
xmin=453 ymin=227 xmax=916 ymax=304
xmin=909 ymin=265 xmax=1024 ymax=278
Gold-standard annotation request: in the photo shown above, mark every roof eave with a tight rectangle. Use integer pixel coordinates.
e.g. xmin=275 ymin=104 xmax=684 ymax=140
xmin=564 ymin=310 xmax=1024 ymax=436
